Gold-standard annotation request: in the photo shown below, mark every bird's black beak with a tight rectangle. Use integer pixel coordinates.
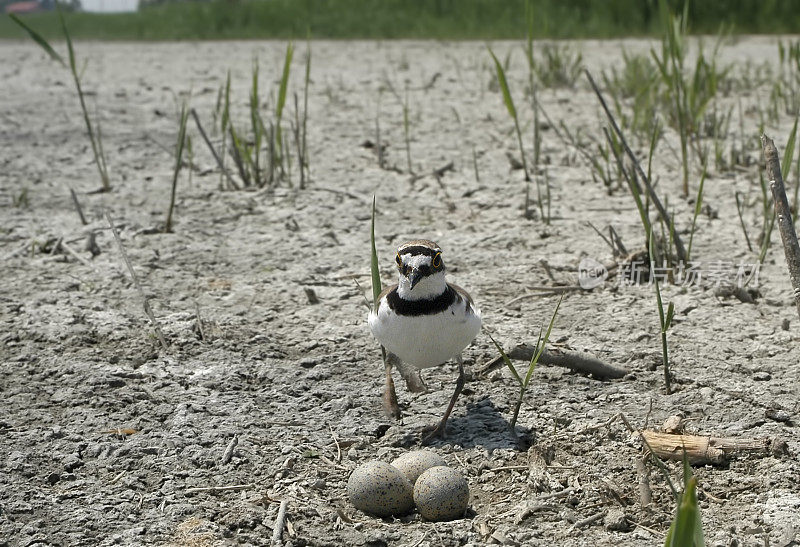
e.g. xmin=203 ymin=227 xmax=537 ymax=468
xmin=408 ymin=269 xmax=423 ymax=291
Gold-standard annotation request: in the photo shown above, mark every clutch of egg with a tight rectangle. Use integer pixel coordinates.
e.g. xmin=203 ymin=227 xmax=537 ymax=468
xmin=347 ymin=450 xmax=469 ymax=521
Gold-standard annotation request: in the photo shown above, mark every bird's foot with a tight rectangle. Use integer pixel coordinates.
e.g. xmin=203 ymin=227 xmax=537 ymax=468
xmin=421 ymin=421 xmax=447 ymax=444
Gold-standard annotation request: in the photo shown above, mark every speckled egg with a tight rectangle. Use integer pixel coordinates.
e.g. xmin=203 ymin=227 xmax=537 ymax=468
xmin=347 ymin=461 xmax=414 ymax=517
xmin=413 ymin=466 xmax=469 ymax=521
xmin=390 ymin=450 xmax=448 ymax=485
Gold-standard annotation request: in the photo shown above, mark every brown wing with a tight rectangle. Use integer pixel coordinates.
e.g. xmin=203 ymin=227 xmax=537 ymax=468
xmin=449 ymin=283 xmax=475 ymax=306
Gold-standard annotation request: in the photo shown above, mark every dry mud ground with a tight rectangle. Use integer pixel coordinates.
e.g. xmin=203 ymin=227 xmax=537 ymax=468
xmin=1 ymin=38 xmax=799 ymax=546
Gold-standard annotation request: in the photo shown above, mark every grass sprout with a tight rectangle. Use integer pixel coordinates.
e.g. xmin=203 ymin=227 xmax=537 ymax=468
xmin=650 ymin=230 xmax=675 ymax=395
xmin=490 ymin=294 xmax=562 ymax=432
xmin=686 ymin=167 xmax=707 ymax=262
xmin=664 ymin=452 xmax=705 ymax=547
xmin=651 ymin=0 xmax=726 ymax=196
xmin=11 ymin=5 xmax=110 ymax=191
xmin=195 ymin=43 xmax=301 ymax=190
xmin=489 ymin=47 xmax=530 ymax=182
xmin=370 ymin=195 xmax=382 ymax=307
xmin=164 ymin=100 xmax=190 ymax=233
xmin=402 ymin=83 xmax=413 ymax=175
xmin=275 ymin=41 xmax=295 ymax=178
xmin=530 ymin=43 xmax=583 ymax=88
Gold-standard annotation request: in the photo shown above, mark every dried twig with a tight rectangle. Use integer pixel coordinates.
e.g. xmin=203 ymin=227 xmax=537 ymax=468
xmin=479 ymin=344 xmax=627 ymax=379
xmin=328 ymin=423 xmax=342 ymax=463
xmin=60 ymin=239 xmax=94 ymax=270
xmin=2 ymin=240 xmax=31 ymax=261
xmin=762 ymin=134 xmax=800 ymax=320
xmin=567 ymin=511 xmax=605 ymax=533
xmin=185 ymin=483 xmax=254 ymax=495
xmin=105 ymin=211 xmax=168 ymax=351
xmin=271 ymin=499 xmax=290 ymax=546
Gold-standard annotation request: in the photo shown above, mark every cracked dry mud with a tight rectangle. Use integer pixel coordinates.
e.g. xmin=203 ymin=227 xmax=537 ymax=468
xmin=1 ymin=38 xmax=798 ymax=546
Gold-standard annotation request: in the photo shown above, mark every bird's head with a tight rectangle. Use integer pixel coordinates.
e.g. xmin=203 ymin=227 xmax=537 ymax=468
xmin=395 ymin=239 xmax=447 ymax=300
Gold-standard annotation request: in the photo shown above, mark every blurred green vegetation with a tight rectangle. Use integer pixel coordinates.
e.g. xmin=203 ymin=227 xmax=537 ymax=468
xmin=0 ymin=0 xmax=797 ymax=41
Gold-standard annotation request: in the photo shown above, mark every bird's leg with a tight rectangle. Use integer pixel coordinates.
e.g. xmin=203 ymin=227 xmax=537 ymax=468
xmin=382 ymin=349 xmax=402 ymax=420
xmin=393 ymin=353 xmax=428 ymax=393
xmin=423 ymin=355 xmax=465 ymax=442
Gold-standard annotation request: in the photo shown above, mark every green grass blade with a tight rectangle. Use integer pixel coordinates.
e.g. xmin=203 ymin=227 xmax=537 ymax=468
xmin=524 ymin=294 xmax=562 ymax=387
xmin=489 ymin=333 xmax=522 ymax=386
xmin=782 ymin=115 xmax=798 ymax=181
xmin=665 ymin=450 xmax=704 ymax=547
xmin=9 ymin=13 xmax=65 ymax=67
xmin=277 ymin=42 xmax=294 ymax=119
xmin=665 ymin=301 xmax=675 ymax=330
xmin=650 ymin=230 xmax=667 ymax=329
xmin=164 ymin=100 xmax=190 ymax=232
xmin=665 ymin=477 xmax=699 ymax=547
xmin=370 ymin=195 xmax=382 ymax=308
xmin=489 ymin=48 xmax=517 ymax=120
xmin=687 ymin=168 xmax=706 ymax=262
xmin=57 ymin=5 xmax=77 ymax=73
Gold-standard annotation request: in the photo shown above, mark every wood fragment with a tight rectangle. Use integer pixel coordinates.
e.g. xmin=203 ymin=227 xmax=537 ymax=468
xmin=479 ymin=343 xmax=627 ymax=379
xmin=640 ymin=430 xmax=774 ymax=465
xmin=761 ymin=134 xmax=800 ymax=321
xmin=568 ymin=510 xmax=606 ymax=532
xmin=328 ymin=423 xmax=341 ymax=463
xmin=271 ymin=499 xmax=289 ymax=546
xmin=2 ymin=240 xmax=31 ymax=261
xmin=636 ymin=457 xmax=651 ymax=507
xmin=221 ymin=435 xmax=238 ymax=466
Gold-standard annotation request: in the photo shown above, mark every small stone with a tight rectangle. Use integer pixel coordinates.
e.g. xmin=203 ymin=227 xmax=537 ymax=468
xmin=663 ymin=415 xmax=684 ymax=434
xmin=604 ymin=507 xmax=630 ymax=531
xmin=753 ymin=371 xmax=771 ymax=381
xmin=299 ymin=357 xmax=317 ymax=368
xmin=63 ymin=454 xmax=84 ymax=472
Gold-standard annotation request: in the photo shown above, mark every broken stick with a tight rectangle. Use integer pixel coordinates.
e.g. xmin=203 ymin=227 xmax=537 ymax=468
xmin=761 ymin=135 xmax=800 ymax=321
xmin=271 ymin=499 xmax=289 ymax=546
xmin=640 ymin=430 xmax=782 ymax=465
xmin=480 ymin=343 xmax=627 ymax=379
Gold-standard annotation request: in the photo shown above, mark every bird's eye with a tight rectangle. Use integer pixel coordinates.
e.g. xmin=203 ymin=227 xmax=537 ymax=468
xmin=432 ymin=252 xmax=442 ymax=269
xmin=395 ymin=253 xmax=402 ymax=267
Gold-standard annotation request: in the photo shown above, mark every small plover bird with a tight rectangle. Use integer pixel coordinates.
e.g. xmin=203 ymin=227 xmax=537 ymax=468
xmin=369 ymin=240 xmax=481 ymax=439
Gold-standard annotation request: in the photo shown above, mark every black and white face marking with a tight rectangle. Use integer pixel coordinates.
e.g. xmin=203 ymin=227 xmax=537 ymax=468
xmin=396 ymin=248 xmax=444 ymax=289
xmin=395 ymin=241 xmax=447 ymax=300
